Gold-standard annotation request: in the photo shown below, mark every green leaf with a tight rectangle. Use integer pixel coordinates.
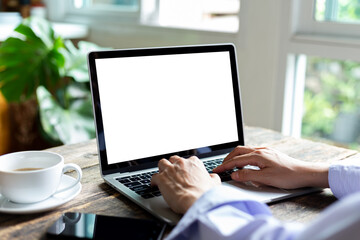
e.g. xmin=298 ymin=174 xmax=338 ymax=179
xmin=24 ymin=17 xmax=56 ymax=48
xmin=37 ymin=86 xmax=95 ymax=144
xmin=1 ymin=80 xmax=25 ymax=102
xmin=0 ymin=37 xmax=28 ymax=53
xmin=0 ymin=18 xmax=65 ymax=102
xmin=14 ymin=23 xmax=41 ymax=42
xmin=64 ymin=40 xmax=110 ymax=82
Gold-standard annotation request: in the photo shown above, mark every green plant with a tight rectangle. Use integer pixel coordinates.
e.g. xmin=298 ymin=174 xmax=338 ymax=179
xmin=315 ymin=0 xmax=360 ymax=22
xmin=0 ymin=17 xmax=107 ymax=145
xmin=302 ymin=90 xmax=337 ymax=138
xmin=302 ymin=56 xmax=360 ymax=150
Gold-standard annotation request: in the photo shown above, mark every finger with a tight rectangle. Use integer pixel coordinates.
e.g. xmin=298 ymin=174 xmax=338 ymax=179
xmin=231 ymin=169 xmax=262 ymax=183
xmin=188 ymin=155 xmax=200 ymax=162
xmin=210 ymin=173 xmax=221 ymax=184
xmin=223 ymin=146 xmax=256 ymax=162
xmin=151 ymin=173 xmax=160 ymax=186
xmin=213 ymin=153 xmax=263 ymax=172
xmin=188 ymin=156 xmax=204 ymax=168
xmin=224 ymin=146 xmax=268 ymax=163
xmin=168 ymin=155 xmax=182 ymax=164
xmin=158 ymin=158 xmax=172 ymax=172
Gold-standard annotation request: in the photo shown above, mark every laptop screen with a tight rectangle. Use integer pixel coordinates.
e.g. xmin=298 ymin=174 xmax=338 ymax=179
xmin=88 ymin=44 xmax=244 ymax=174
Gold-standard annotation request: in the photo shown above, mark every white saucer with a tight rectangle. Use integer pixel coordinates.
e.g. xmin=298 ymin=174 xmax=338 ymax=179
xmin=0 ymin=175 xmax=82 ymax=214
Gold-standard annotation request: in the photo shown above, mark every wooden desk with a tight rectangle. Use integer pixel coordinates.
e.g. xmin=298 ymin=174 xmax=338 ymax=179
xmin=1 ymin=126 xmax=359 ymax=239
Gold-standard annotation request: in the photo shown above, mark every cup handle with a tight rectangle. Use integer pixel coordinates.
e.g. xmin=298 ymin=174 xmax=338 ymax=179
xmin=54 ymin=163 xmax=82 ymax=194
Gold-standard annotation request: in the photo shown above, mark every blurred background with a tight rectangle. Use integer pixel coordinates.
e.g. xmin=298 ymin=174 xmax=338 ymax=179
xmin=1 ymin=0 xmax=360 ymax=155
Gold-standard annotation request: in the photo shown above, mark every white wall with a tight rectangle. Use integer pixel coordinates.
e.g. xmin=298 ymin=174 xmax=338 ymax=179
xmin=235 ymin=1 xmax=284 ymax=131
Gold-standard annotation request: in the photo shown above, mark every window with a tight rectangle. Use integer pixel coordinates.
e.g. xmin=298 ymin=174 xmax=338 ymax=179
xmin=284 ymin=0 xmax=360 ymax=150
xmin=294 ymin=0 xmax=360 ymax=39
xmin=315 ymin=0 xmax=360 ymax=23
xmin=73 ymin=0 xmax=139 ymax=11
xmin=302 ymin=57 xmax=360 ymax=150
xmin=49 ymin=0 xmax=240 ymax=33
xmin=156 ymin=0 xmax=240 ymax=32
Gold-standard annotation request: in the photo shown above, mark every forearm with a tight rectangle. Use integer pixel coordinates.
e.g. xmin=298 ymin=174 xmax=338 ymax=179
xmin=300 ymin=157 xmax=360 ymax=198
xmin=297 ymin=162 xmax=329 ymax=188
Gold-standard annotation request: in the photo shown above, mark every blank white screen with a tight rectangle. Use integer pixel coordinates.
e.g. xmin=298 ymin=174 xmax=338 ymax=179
xmin=95 ymin=51 xmax=239 ymax=164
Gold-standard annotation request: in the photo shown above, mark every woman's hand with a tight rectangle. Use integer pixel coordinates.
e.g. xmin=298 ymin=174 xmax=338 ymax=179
xmin=151 ymin=155 xmax=221 ymax=214
xmin=213 ymin=146 xmax=329 ymax=189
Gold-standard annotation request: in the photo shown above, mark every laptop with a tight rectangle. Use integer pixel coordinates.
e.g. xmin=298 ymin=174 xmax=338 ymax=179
xmin=87 ymin=44 xmax=319 ymax=225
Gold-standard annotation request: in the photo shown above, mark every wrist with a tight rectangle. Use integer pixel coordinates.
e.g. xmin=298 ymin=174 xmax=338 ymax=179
xmin=299 ymin=162 xmax=329 ymax=188
xmin=178 ymin=191 xmax=202 ymax=214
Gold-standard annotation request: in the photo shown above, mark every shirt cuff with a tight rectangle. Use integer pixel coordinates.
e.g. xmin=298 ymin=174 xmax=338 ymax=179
xmin=329 ymin=158 xmax=360 ymax=199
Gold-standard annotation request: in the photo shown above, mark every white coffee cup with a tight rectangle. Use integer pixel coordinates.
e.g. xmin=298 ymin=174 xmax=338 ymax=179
xmin=0 ymin=151 xmax=82 ymax=204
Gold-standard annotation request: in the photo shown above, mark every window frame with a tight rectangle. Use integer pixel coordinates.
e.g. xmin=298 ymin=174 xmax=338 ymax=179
xmin=293 ymin=0 xmax=360 ymax=44
xmin=281 ymin=0 xmax=360 ymax=137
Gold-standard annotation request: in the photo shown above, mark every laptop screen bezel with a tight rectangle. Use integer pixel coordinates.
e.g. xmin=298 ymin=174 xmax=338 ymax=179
xmin=88 ymin=44 xmax=245 ymax=175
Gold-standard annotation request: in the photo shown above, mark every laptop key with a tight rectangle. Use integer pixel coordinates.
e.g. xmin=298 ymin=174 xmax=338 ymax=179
xmin=141 ymin=194 xmax=154 ymax=199
xmin=129 ymin=177 xmax=141 ymax=181
xmin=153 ymin=191 xmax=162 ymax=197
xmin=140 ymin=180 xmax=151 ymax=185
xmin=117 ymin=178 xmax=131 ymax=184
xmin=136 ymin=185 xmax=158 ymax=193
xmin=124 ymin=182 xmax=142 ymax=188
xmin=217 ymin=171 xmax=233 ymax=182
xmin=137 ymin=190 xmax=151 ymax=196
xmin=131 ymin=185 xmax=150 ymax=192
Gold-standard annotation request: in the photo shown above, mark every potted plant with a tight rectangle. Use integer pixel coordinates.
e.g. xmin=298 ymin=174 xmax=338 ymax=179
xmin=0 ymin=17 xmax=107 ymax=151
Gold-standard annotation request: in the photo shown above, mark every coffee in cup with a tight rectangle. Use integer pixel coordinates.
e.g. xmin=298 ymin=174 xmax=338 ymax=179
xmin=0 ymin=151 xmax=82 ymax=203
xmin=13 ymin=167 xmax=43 ymax=171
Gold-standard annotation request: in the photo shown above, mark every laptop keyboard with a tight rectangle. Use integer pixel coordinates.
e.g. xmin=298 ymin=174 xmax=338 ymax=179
xmin=116 ymin=170 xmax=160 ymax=199
xmin=203 ymin=158 xmax=235 ymax=181
xmin=115 ymin=158 xmax=234 ymax=199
